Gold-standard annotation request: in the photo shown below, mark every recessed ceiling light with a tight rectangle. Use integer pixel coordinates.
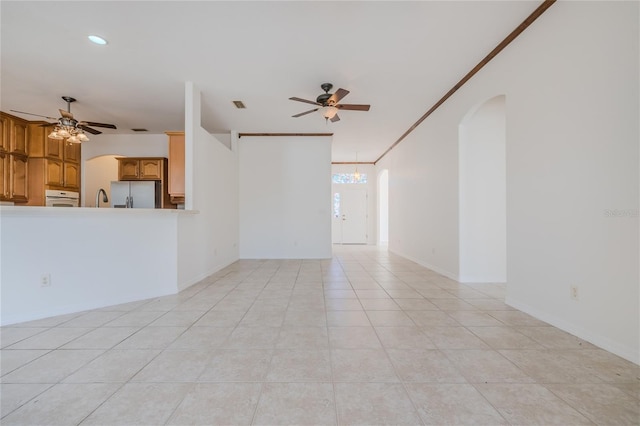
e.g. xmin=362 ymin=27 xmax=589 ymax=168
xmin=88 ymin=35 xmax=108 ymax=45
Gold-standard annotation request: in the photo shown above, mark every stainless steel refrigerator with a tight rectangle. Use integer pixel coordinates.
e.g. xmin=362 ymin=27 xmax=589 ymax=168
xmin=110 ymin=181 xmax=159 ymax=208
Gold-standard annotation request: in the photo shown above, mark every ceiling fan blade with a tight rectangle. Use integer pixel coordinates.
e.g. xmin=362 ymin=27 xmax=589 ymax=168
xmin=9 ymin=110 xmax=58 ymax=120
xmin=289 ymin=97 xmax=321 ymax=106
xmin=336 ymin=104 xmax=371 ymax=111
xmin=80 ymin=121 xmax=117 ymax=129
xmin=78 ymin=125 xmax=102 ymax=135
xmin=39 ymin=122 xmax=58 ymax=127
xmin=292 ymin=108 xmax=319 ymax=118
xmin=328 ymin=88 xmax=349 ymax=105
xmin=59 ymin=109 xmax=74 ymax=119
xmin=330 ymin=114 xmax=341 ymax=123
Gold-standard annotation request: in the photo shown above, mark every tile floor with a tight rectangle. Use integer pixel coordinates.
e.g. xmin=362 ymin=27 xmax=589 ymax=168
xmin=1 ymin=245 xmax=638 ymax=425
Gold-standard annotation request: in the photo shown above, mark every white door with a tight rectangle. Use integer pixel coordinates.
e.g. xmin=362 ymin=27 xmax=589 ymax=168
xmin=333 ymin=188 xmax=368 ymax=244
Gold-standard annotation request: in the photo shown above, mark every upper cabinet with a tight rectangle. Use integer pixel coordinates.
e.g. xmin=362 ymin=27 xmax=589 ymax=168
xmin=0 ymin=112 xmax=28 ymax=156
xmin=0 ymin=112 xmax=29 ymax=203
xmin=10 ymin=120 xmax=28 ymax=156
xmin=116 ymin=157 xmax=173 ymax=208
xmin=64 ymin=141 xmax=81 ymax=163
xmin=165 ymin=131 xmax=185 ymax=205
xmin=117 ymin=157 xmax=164 ymax=181
xmin=18 ymin=120 xmax=81 ymax=206
xmin=0 ymin=114 xmax=9 ymax=152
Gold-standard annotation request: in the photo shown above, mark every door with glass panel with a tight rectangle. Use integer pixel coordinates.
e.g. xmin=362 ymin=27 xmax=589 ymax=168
xmin=332 ymin=188 xmax=367 ymax=244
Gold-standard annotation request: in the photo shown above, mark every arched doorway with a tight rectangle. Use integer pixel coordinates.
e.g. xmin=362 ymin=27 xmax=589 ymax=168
xmin=84 ymin=154 xmax=119 ymax=207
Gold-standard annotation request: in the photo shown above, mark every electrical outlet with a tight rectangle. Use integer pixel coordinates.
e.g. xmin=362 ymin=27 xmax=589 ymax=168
xmin=570 ymin=285 xmax=579 ymax=301
xmin=41 ymin=273 xmax=51 ymax=287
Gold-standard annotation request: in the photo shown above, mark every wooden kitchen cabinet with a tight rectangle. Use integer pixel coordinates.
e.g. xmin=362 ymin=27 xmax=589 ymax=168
xmin=10 ymin=119 xmax=28 ymax=156
xmin=64 ymin=140 xmax=81 ymax=163
xmin=0 ymin=152 xmax=7 ymax=200
xmin=0 ymin=112 xmax=28 ymax=156
xmin=165 ymin=131 xmax=185 ymax=205
xmin=117 ymin=157 xmax=163 ymax=180
xmin=45 ymin=159 xmax=64 ymax=187
xmin=17 ymin=120 xmax=82 ymax=206
xmin=0 ymin=112 xmax=29 ymax=203
xmin=118 ymin=158 xmax=139 ymax=180
xmin=27 ymin=123 xmax=61 ymax=159
xmin=116 ymin=157 xmax=173 ymax=208
xmin=9 ymin=154 xmax=28 ymax=202
xmin=1 ymin=152 xmax=28 ymax=202
xmin=0 ymin=114 xmax=9 ymax=152
xmin=63 ymin=162 xmax=80 ymax=189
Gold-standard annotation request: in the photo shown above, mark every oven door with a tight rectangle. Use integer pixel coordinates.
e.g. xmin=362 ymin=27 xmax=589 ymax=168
xmin=45 ymin=190 xmax=80 ymax=207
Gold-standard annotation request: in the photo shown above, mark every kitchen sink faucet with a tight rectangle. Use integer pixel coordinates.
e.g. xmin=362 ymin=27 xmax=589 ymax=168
xmin=95 ymin=188 xmax=108 ymax=208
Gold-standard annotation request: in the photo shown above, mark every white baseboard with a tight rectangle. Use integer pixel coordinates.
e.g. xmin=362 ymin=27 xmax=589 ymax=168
xmin=0 ymin=289 xmax=175 ymax=326
xmin=506 ymin=296 xmax=639 ymax=366
xmin=177 ymin=257 xmax=239 ymax=291
xmin=389 ymin=249 xmax=459 ymax=281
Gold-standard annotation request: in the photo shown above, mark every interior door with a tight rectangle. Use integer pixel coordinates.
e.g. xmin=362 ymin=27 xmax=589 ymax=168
xmin=333 ymin=188 xmax=368 ymax=244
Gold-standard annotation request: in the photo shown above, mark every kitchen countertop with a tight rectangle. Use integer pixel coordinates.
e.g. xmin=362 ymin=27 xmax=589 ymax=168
xmin=0 ymin=206 xmax=199 ymax=217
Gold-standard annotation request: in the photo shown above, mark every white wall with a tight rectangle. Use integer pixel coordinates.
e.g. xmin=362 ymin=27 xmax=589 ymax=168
xmin=379 ymin=104 xmax=461 ymax=279
xmin=377 ymin=1 xmax=639 ymax=363
xmin=0 ymin=207 xmax=182 ymax=325
xmin=378 ymin=169 xmax=389 ymax=244
xmin=177 ymin=82 xmax=239 ymax=289
xmin=331 ymin=163 xmax=378 ymax=245
xmin=239 ymin=136 xmax=332 ymax=259
xmin=459 ymin=95 xmax=506 ymax=282
xmin=81 ymin=133 xmax=168 ymax=206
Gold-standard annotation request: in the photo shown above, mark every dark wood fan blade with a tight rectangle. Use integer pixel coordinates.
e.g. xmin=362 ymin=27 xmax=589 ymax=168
xmin=330 ymin=114 xmax=341 ymax=123
xmin=39 ymin=122 xmax=57 ymax=127
xmin=78 ymin=125 xmax=102 ymax=135
xmin=328 ymin=88 xmax=349 ymax=105
xmin=292 ymin=108 xmax=319 ymax=118
xmin=336 ymin=104 xmax=370 ymax=111
xmin=81 ymin=121 xmax=117 ymax=129
xmin=59 ymin=109 xmax=74 ymax=119
xmin=289 ymin=97 xmax=321 ymax=106
xmin=9 ymin=110 xmax=58 ymax=120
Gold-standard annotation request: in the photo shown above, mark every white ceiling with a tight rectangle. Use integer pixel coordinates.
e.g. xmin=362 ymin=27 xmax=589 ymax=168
xmin=1 ymin=1 xmax=540 ymax=163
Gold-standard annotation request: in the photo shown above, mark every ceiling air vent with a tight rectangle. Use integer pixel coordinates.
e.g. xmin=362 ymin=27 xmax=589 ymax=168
xmin=131 ymin=128 xmax=148 ymax=132
xmin=232 ymin=100 xmax=246 ymax=109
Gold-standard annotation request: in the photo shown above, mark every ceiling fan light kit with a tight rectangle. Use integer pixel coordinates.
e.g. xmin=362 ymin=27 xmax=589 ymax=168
xmin=319 ymin=106 xmax=338 ymax=120
xmin=290 ymin=83 xmax=370 ymax=123
xmin=10 ymin=96 xmax=117 ymax=144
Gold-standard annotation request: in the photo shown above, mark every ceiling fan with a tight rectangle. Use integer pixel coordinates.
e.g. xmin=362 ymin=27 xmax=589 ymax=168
xmin=290 ymin=83 xmax=370 ymax=122
xmin=10 ymin=96 xmax=117 ymax=137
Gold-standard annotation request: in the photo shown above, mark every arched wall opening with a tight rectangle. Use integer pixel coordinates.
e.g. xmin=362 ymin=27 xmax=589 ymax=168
xmin=458 ymin=95 xmax=506 ymax=282
xmin=84 ymin=154 xmax=119 ymax=207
